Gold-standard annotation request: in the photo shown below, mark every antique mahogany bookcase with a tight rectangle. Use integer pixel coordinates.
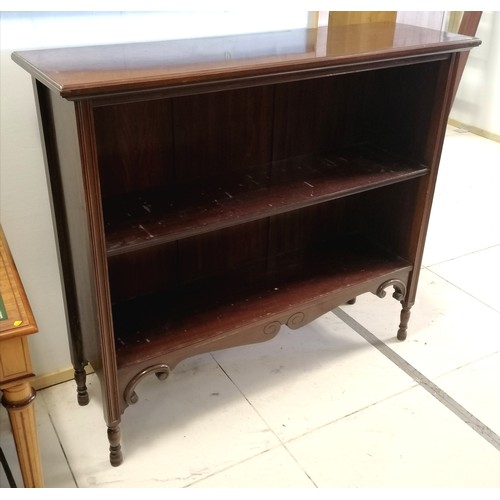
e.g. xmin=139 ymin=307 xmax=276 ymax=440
xmin=12 ymin=23 xmax=480 ymax=466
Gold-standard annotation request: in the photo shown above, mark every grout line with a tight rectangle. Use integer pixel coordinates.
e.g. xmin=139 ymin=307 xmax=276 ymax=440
xmin=209 ymin=353 xmax=319 ymax=487
xmin=45 ymin=409 xmax=80 ymax=488
xmin=333 ymin=307 xmax=500 ymax=453
xmin=425 ymin=267 xmax=500 ymax=315
xmin=423 ymin=242 xmax=500 ymax=268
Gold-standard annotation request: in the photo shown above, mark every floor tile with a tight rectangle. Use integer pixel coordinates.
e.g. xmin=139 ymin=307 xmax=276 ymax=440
xmin=0 ymin=395 xmax=75 ymax=488
xmin=40 ymin=354 xmax=280 ymax=488
xmin=424 ymin=131 xmax=500 ymax=265
xmin=338 ymin=268 xmax=500 ymax=379
xmin=189 ymin=446 xmax=315 ymax=488
xmin=286 ymin=385 xmax=500 ymax=487
xmin=0 ymin=404 xmax=22 ymax=488
xmin=430 ymin=244 xmax=500 ymax=313
xmin=212 ymin=312 xmax=415 ymax=442
xmin=423 ymin=131 xmax=500 ymax=266
xmin=435 ymin=351 xmax=500 ymax=437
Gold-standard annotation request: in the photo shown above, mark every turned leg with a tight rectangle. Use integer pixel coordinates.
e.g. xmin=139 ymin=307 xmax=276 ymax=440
xmin=397 ymin=304 xmax=412 ymax=341
xmin=107 ymin=424 xmax=123 ymax=467
xmin=74 ymin=362 xmax=89 ymax=406
xmin=1 ymin=382 xmax=43 ymax=487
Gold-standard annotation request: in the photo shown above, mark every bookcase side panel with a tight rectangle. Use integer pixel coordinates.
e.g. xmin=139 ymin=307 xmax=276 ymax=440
xmin=35 ymin=85 xmax=101 ymax=372
xmin=37 ymin=87 xmax=121 ymax=425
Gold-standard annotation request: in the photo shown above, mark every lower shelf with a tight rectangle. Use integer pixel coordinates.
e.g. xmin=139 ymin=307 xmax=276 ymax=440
xmin=113 ymin=237 xmax=412 ymax=372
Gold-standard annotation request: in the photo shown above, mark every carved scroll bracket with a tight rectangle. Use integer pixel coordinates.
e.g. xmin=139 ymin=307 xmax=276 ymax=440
xmin=286 ymin=311 xmax=305 ymax=330
xmin=375 ymin=279 xmax=407 ymax=302
xmin=124 ymin=363 xmax=171 ymax=406
xmin=263 ymin=320 xmax=281 ymax=336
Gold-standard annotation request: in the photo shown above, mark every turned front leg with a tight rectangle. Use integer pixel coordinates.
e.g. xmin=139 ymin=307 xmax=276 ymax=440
xmin=108 ymin=424 xmax=123 ymax=466
xmin=397 ymin=304 xmax=412 ymax=341
xmin=74 ymin=362 xmax=89 ymax=406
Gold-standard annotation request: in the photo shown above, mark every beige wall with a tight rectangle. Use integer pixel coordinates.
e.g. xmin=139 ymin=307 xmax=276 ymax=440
xmin=449 ymin=11 xmax=500 ymax=139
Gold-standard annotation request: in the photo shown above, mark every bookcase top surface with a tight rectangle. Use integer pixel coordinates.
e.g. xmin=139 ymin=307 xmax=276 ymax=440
xmin=12 ymin=22 xmax=480 ymax=99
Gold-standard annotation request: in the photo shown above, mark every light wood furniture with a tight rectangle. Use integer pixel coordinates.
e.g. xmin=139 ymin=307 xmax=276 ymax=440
xmin=0 ymin=226 xmax=43 ymax=487
xmin=12 ymin=22 xmax=480 ymax=466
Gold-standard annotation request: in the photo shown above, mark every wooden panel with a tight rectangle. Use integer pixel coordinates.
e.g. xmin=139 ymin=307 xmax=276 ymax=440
xmin=94 ymin=99 xmax=174 ymax=197
xmin=396 ymin=11 xmax=445 ymax=30
xmin=0 ymin=337 xmax=32 ymax=382
xmin=39 ymin=87 xmax=121 ymax=426
xmin=40 ymin=88 xmax=101 ymax=368
xmin=272 ymin=75 xmax=374 ymax=160
xmin=178 ymin=220 xmax=268 ymax=285
xmin=173 ymin=87 xmax=274 ymax=182
xmin=108 ymin=243 xmax=178 ymax=304
xmin=329 ymin=11 xmax=397 ymax=26
xmin=268 ymin=201 xmax=348 ymax=260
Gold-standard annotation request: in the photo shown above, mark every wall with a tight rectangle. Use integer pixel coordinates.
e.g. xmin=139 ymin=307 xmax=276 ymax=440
xmin=0 ymin=11 xmax=309 ymax=383
xmin=449 ymin=11 xmax=500 ymax=139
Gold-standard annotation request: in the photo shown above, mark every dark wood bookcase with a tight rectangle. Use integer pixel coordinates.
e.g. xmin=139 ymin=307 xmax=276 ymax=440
xmin=12 ymin=23 xmax=480 ymax=466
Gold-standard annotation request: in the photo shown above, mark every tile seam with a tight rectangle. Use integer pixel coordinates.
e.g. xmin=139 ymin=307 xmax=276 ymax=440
xmin=333 ymin=307 xmax=500 ymax=453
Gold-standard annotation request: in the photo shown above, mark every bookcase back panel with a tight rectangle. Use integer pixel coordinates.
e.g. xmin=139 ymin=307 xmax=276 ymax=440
xmin=177 ymin=219 xmax=269 ymax=285
xmin=272 ymin=72 xmax=375 ymax=160
xmin=93 ymin=60 xmax=444 ymax=207
xmin=267 ymin=199 xmax=350 ymax=258
xmin=108 ymin=242 xmax=178 ymax=304
xmin=94 ymin=99 xmax=174 ymax=198
xmin=173 ymin=87 xmax=275 ymax=183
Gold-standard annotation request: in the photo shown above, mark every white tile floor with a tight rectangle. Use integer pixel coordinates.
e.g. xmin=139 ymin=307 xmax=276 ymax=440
xmin=1 ymin=126 xmax=500 ymax=489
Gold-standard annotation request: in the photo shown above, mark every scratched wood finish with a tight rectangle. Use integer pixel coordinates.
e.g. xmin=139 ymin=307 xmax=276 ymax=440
xmin=102 ymin=145 xmax=428 ymax=256
xmin=12 ymin=23 xmax=481 ymax=466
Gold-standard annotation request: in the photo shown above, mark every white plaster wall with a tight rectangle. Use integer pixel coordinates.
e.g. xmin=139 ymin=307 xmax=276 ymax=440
xmin=0 ymin=11 xmax=309 ymax=378
xmin=449 ymin=11 xmax=500 ymax=137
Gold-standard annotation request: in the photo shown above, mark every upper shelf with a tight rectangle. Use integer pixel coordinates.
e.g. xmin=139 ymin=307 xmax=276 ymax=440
xmin=103 ymin=145 xmax=428 ymax=257
xmin=11 ymin=23 xmax=481 ymax=99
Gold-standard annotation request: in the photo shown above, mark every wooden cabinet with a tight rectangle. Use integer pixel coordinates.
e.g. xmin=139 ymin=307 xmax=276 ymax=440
xmin=0 ymin=226 xmax=43 ymax=487
xmin=12 ymin=23 xmax=480 ymax=466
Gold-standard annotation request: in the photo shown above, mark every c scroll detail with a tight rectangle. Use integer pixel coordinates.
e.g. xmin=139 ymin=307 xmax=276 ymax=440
xmin=124 ymin=364 xmax=171 ymax=406
xmin=375 ymin=279 xmax=407 ymax=302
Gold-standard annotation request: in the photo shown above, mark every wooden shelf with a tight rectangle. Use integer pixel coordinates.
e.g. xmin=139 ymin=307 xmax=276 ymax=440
xmin=104 ymin=145 xmax=428 ymax=256
xmin=113 ymin=236 xmax=412 ymax=369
